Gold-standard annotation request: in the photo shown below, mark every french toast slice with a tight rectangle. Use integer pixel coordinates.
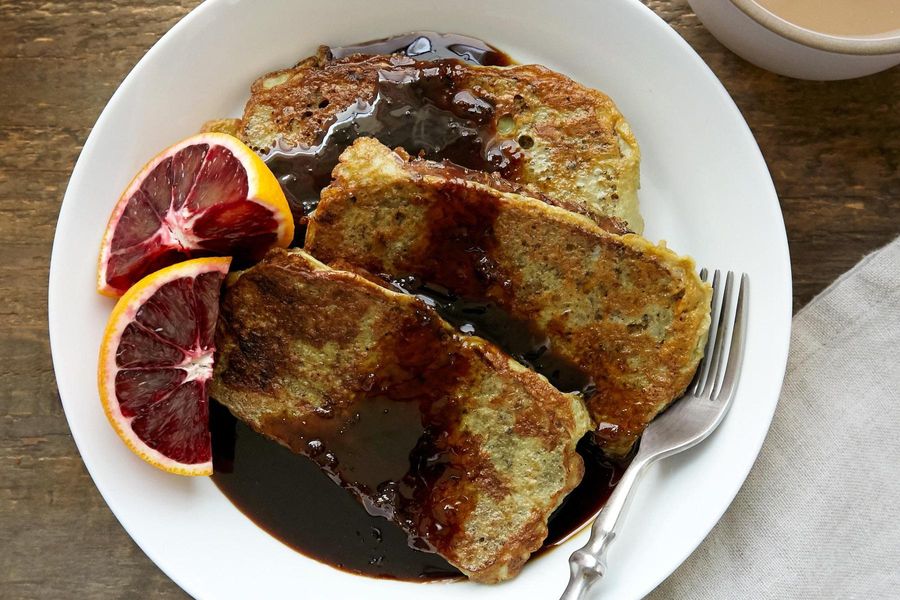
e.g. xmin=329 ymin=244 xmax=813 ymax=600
xmin=306 ymin=138 xmax=711 ymax=457
xmin=210 ymin=248 xmax=591 ymax=583
xmin=238 ymin=47 xmax=643 ymax=231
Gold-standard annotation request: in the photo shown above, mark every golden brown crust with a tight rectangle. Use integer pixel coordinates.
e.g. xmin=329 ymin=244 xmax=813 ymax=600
xmin=240 ymin=51 xmax=642 ymax=231
xmin=211 ymin=248 xmax=591 ymax=582
xmin=403 ymin=156 xmax=630 ymax=234
xmin=306 ymin=139 xmax=711 ymax=457
xmin=243 ymin=51 xmax=387 ymax=148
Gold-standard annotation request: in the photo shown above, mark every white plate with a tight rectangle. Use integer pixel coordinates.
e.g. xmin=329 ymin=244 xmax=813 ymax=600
xmin=48 ymin=1 xmax=792 ymax=598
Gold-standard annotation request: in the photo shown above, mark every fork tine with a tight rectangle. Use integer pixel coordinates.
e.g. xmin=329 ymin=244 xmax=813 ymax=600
xmin=702 ymin=272 xmax=735 ymax=398
xmin=699 ymin=268 xmax=708 ymax=282
xmin=712 ymin=274 xmax=749 ymax=401
xmin=690 ymin=270 xmax=721 ymax=394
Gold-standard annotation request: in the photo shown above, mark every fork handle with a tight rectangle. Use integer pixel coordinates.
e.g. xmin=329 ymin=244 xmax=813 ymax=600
xmin=560 ymin=454 xmax=653 ymax=600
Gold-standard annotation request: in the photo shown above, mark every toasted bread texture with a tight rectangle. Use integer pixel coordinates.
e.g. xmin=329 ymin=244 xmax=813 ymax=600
xmin=210 ymin=248 xmax=591 ymax=582
xmin=239 ymin=48 xmax=643 ymax=232
xmin=306 ymin=139 xmax=711 ymax=457
xmin=199 ymin=118 xmax=242 ymax=137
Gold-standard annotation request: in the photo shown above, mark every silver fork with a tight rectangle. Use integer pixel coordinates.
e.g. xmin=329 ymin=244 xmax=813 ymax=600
xmin=560 ymin=270 xmax=749 ymax=600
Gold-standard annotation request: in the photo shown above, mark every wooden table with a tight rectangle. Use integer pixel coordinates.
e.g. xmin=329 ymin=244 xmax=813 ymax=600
xmin=1 ymin=1 xmax=897 ymax=597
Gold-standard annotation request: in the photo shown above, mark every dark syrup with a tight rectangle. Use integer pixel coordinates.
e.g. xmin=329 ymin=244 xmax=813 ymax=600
xmin=389 ymin=277 xmax=592 ymax=393
xmin=262 ymin=33 xmax=518 ymax=236
xmin=212 ymin=32 xmax=629 ymax=582
xmin=542 ymin=438 xmax=626 ymax=548
xmin=210 ymin=400 xmax=462 ymax=580
xmin=328 ymin=31 xmax=511 ymax=66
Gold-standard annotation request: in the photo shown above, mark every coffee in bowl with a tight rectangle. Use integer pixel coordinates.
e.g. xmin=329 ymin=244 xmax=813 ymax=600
xmin=754 ymin=0 xmax=900 ymax=37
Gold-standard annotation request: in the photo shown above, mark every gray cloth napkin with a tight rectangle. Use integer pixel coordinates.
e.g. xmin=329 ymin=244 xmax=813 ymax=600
xmin=647 ymin=237 xmax=900 ymax=600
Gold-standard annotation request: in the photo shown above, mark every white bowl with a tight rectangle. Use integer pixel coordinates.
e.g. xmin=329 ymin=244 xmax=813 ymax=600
xmin=688 ymin=0 xmax=900 ymax=79
xmin=49 ymin=0 xmax=792 ymax=598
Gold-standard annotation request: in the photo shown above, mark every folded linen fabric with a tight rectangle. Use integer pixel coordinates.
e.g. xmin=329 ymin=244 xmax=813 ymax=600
xmin=647 ymin=237 xmax=900 ymax=600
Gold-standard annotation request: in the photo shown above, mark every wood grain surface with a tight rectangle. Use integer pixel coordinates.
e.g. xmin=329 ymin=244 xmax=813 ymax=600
xmin=0 ymin=1 xmax=897 ymax=598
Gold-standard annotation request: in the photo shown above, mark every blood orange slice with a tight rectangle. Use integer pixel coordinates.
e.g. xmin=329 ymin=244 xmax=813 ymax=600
xmin=98 ymin=257 xmax=230 ymax=475
xmin=97 ymin=132 xmax=292 ymax=296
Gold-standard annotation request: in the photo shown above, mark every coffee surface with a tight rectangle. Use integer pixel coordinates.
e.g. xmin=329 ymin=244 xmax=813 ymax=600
xmin=755 ymin=0 xmax=900 ymax=37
